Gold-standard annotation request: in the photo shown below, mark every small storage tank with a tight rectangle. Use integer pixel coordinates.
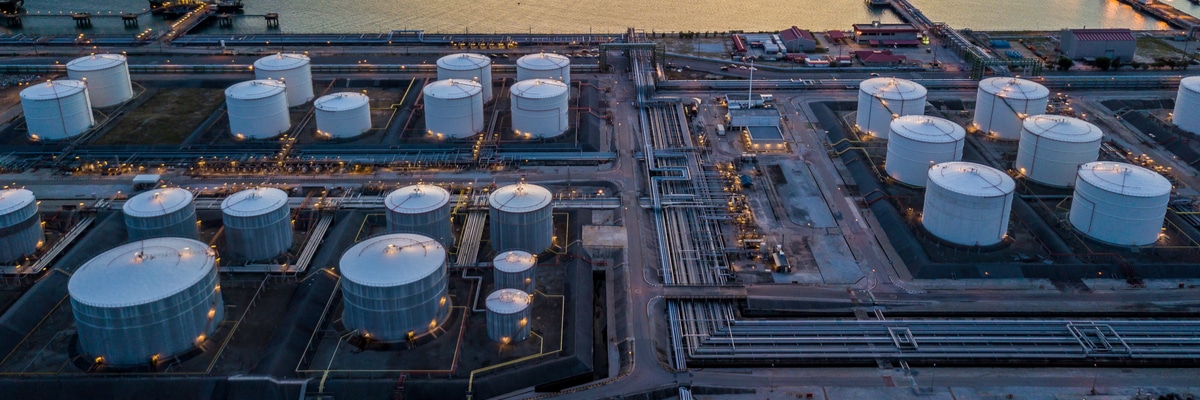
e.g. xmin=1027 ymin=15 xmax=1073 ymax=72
xmin=437 ymin=53 xmax=493 ymax=101
xmin=516 ymin=52 xmax=571 ymax=83
xmin=0 ymin=189 xmax=43 ymax=262
xmin=486 ymin=289 xmax=532 ymax=344
xmin=226 ymin=79 xmax=291 ymax=140
xmin=69 ymin=237 xmax=223 ymax=367
xmin=423 ymin=79 xmax=484 ymax=139
xmin=340 ymin=233 xmax=450 ymax=342
xmin=221 ymin=187 xmax=292 ymax=261
xmin=66 ymin=54 xmax=133 ymax=108
xmin=923 ymin=162 xmax=1015 ymax=246
xmin=1070 ymin=162 xmax=1171 ymax=246
xmin=1015 ymin=115 xmax=1103 ymax=187
xmin=973 ymin=77 xmax=1050 ymax=140
xmin=385 ymin=184 xmax=453 ymax=247
xmin=253 ymin=53 xmax=314 ymax=107
xmin=855 ymin=77 xmax=927 ymax=139
xmin=20 ymin=80 xmax=95 ymax=141
xmin=314 ymin=92 xmax=372 ymax=139
xmin=123 ymin=187 xmax=198 ymax=241
xmin=885 ymin=115 xmax=965 ymax=187
xmin=511 ymin=79 xmax=570 ymax=138
xmin=493 ymin=250 xmax=537 ymax=293
xmin=1173 ymin=76 xmax=1200 ymax=135
xmin=489 ymin=182 xmax=554 ymax=252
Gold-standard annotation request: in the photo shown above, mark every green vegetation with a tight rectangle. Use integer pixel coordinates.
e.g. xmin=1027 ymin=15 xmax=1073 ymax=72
xmin=97 ymin=89 xmax=225 ymax=145
xmin=1136 ymin=37 xmax=1186 ymax=60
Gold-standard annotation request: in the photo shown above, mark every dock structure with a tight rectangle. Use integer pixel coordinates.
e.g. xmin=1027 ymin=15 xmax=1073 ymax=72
xmin=159 ymin=2 xmax=211 ymax=43
xmin=1117 ymin=0 xmax=1200 ymax=34
xmin=878 ymin=0 xmax=1043 ymax=79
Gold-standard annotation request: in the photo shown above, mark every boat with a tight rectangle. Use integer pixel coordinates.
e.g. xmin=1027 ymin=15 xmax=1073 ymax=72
xmin=0 ymin=0 xmax=24 ymax=14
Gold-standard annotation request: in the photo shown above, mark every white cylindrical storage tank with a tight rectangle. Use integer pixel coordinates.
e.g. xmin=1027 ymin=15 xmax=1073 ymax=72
xmin=339 ymin=233 xmax=451 ymax=342
xmin=511 ymin=79 xmax=570 ymax=139
xmin=885 ymin=115 xmax=965 ymax=187
xmin=1070 ymin=162 xmax=1171 ymax=246
xmin=855 ymin=77 xmax=927 ymax=139
xmin=0 ymin=189 xmax=43 ymax=262
xmin=437 ymin=53 xmax=493 ymax=101
xmin=20 ymin=80 xmax=95 ymax=141
xmin=314 ymin=92 xmax=372 ymax=139
xmin=1173 ymin=76 xmax=1200 ymax=135
xmin=489 ymin=182 xmax=554 ymax=253
xmin=1015 ymin=115 xmax=1103 ymax=187
xmin=123 ymin=187 xmax=198 ymax=241
xmin=493 ymin=250 xmax=537 ymax=293
xmin=66 ymin=54 xmax=133 ymax=108
xmin=922 ymin=162 xmax=1015 ymax=246
xmin=423 ymin=79 xmax=484 ymax=139
xmin=253 ymin=53 xmax=313 ymax=107
xmin=385 ymin=184 xmax=453 ymax=247
xmin=226 ymin=79 xmax=291 ymax=140
xmin=973 ymin=77 xmax=1050 ymax=141
xmin=221 ymin=187 xmax=292 ymax=261
xmin=516 ymin=52 xmax=571 ymax=83
xmin=486 ymin=289 xmax=532 ymax=344
xmin=68 ymin=237 xmax=223 ymax=367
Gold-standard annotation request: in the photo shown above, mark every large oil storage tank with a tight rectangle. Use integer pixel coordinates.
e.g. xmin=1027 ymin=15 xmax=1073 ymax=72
xmin=314 ymin=92 xmax=372 ymax=139
xmin=253 ymin=53 xmax=314 ymax=107
xmin=340 ymin=233 xmax=451 ymax=342
xmin=489 ymin=182 xmax=554 ymax=252
xmin=516 ymin=52 xmax=571 ymax=83
xmin=1014 ymin=115 xmax=1103 ymax=187
xmin=20 ymin=80 xmax=94 ymax=141
xmin=1173 ymin=76 xmax=1200 ymax=135
xmin=0 ymin=189 xmax=43 ymax=262
xmin=222 ymin=187 xmax=292 ymax=261
xmin=923 ymin=162 xmax=1015 ymax=246
xmin=66 ymin=54 xmax=133 ymax=108
xmin=486 ymin=289 xmax=532 ymax=344
xmin=973 ymin=77 xmax=1049 ymax=141
xmin=385 ymin=184 xmax=453 ymax=247
xmin=885 ymin=115 xmax=965 ymax=187
xmin=855 ymin=77 xmax=927 ymax=139
xmin=423 ymin=79 xmax=484 ymax=139
xmin=493 ymin=250 xmax=536 ymax=293
xmin=226 ymin=79 xmax=291 ymax=140
xmin=437 ymin=53 xmax=493 ymax=101
xmin=123 ymin=187 xmax=199 ymax=241
xmin=511 ymin=79 xmax=570 ymax=138
xmin=68 ymin=237 xmax=223 ymax=367
xmin=1070 ymin=162 xmax=1171 ymax=246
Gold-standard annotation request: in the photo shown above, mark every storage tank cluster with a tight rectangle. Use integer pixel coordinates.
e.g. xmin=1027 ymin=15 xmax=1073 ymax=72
xmin=855 ymin=77 xmax=927 ymax=139
xmin=1173 ymin=76 xmax=1200 ymax=135
xmin=489 ymin=182 xmax=555 ymax=253
xmin=253 ymin=53 xmax=314 ymax=107
xmin=510 ymin=79 xmax=570 ymax=138
xmin=885 ymin=115 xmax=965 ymax=187
xmin=922 ymin=162 xmax=1014 ymax=247
xmin=493 ymin=250 xmax=536 ymax=293
xmin=0 ymin=189 xmax=43 ymax=262
xmin=973 ymin=77 xmax=1050 ymax=140
xmin=19 ymin=80 xmax=95 ymax=141
xmin=437 ymin=53 xmax=494 ymax=101
xmin=225 ymin=79 xmax=291 ymax=140
xmin=1014 ymin=115 xmax=1103 ymax=187
xmin=516 ymin=52 xmax=571 ymax=83
xmin=314 ymin=92 xmax=372 ymax=139
xmin=486 ymin=288 xmax=532 ymax=344
xmin=1070 ymin=162 xmax=1171 ymax=246
xmin=68 ymin=237 xmax=223 ymax=367
xmin=66 ymin=54 xmax=133 ymax=108
xmin=423 ymin=79 xmax=485 ymax=139
xmin=339 ymin=233 xmax=450 ymax=342
xmin=385 ymin=184 xmax=453 ymax=247
xmin=221 ymin=188 xmax=293 ymax=261
xmin=123 ymin=187 xmax=198 ymax=241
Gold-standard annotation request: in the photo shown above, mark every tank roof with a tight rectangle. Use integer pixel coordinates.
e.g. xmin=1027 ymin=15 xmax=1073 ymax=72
xmin=1023 ymin=115 xmax=1103 ymax=143
xmin=385 ymin=184 xmax=450 ymax=214
xmin=859 ymin=77 xmax=926 ymax=100
xmin=68 ymin=237 xmax=215 ymax=308
xmin=511 ymin=79 xmax=569 ymax=99
xmin=517 ymin=52 xmax=570 ymax=70
xmin=423 ymin=79 xmax=482 ymax=99
xmin=314 ymin=92 xmax=370 ymax=111
xmin=1182 ymin=76 xmax=1200 ymax=92
xmin=66 ymin=54 xmax=126 ymax=72
xmin=489 ymin=182 xmax=553 ymax=213
xmin=1077 ymin=161 xmax=1171 ymax=197
xmin=979 ymin=77 xmax=1049 ymax=100
xmin=0 ymin=189 xmax=34 ymax=215
xmin=928 ymin=162 xmax=1014 ymax=197
xmin=339 ymin=233 xmax=445 ymax=287
xmin=221 ymin=187 xmax=289 ymax=217
xmin=437 ymin=53 xmax=491 ymax=70
xmin=890 ymin=115 xmax=965 ymax=143
xmin=253 ymin=53 xmax=310 ymax=70
xmin=493 ymin=250 xmax=536 ymax=272
xmin=123 ymin=187 xmax=193 ymax=217
xmin=225 ymin=79 xmax=286 ymax=100
xmin=486 ymin=289 xmax=531 ymax=314
xmin=20 ymin=80 xmax=87 ymax=100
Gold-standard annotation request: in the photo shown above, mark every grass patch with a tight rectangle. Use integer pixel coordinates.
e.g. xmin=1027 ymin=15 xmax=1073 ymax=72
xmin=97 ymin=88 xmax=225 ymax=145
xmin=1136 ymin=37 xmax=1185 ymax=60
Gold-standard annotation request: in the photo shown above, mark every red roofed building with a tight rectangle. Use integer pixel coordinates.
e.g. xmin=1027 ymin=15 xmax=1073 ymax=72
xmin=779 ymin=26 xmax=818 ymax=52
xmin=852 ymin=22 xmax=921 ymax=46
xmin=1060 ymin=28 xmax=1136 ymax=60
xmin=853 ymin=50 xmax=908 ymax=66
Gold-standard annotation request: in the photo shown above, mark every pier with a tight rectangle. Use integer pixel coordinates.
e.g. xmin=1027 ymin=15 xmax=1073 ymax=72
xmin=1116 ymin=0 xmax=1200 ymax=34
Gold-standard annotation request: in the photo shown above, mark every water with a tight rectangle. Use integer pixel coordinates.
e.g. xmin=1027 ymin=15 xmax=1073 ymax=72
xmin=3 ymin=0 xmax=1198 ymax=36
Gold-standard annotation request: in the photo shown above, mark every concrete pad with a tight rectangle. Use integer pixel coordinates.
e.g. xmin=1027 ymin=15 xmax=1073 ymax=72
xmin=774 ymin=159 xmax=836 ymax=228
xmin=582 ymin=225 xmax=627 ymax=248
xmin=809 ymin=234 xmax=865 ymax=285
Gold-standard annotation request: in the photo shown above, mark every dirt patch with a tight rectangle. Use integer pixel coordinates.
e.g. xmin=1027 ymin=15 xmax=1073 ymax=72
xmin=96 ymin=88 xmax=225 ymax=145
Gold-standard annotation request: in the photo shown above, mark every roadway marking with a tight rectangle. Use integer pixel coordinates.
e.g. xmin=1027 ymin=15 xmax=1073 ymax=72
xmin=844 ymin=197 xmax=869 ymax=230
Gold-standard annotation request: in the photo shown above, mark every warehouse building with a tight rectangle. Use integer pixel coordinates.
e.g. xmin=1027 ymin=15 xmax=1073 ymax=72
xmin=1060 ymin=28 xmax=1136 ymax=60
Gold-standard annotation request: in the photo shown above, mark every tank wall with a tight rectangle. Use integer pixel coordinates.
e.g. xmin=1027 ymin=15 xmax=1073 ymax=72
xmin=490 ymin=206 xmax=554 ymax=252
xmin=69 ymin=64 xmax=133 ymax=108
xmin=124 ymin=205 xmax=199 ymax=241
xmin=494 ymin=267 xmax=536 ymax=293
xmin=385 ymin=203 xmax=453 ymax=247
xmin=425 ymin=94 xmax=484 ymax=138
xmin=227 ymin=93 xmax=291 ymax=139
xmin=517 ymin=66 xmax=570 ymax=83
xmin=973 ymin=91 xmax=1049 ymax=140
xmin=1174 ymin=84 xmax=1200 ymax=135
xmin=341 ymin=262 xmax=451 ymax=342
xmin=223 ymin=206 xmax=293 ymax=261
xmin=0 ymin=199 xmax=38 ymax=227
xmin=885 ymin=137 xmax=964 ymax=187
xmin=922 ymin=184 xmax=1013 ymax=246
xmin=439 ymin=67 xmax=493 ymax=101
xmin=511 ymin=93 xmax=569 ymax=138
xmin=256 ymin=65 xmax=314 ymax=107
xmin=1015 ymin=133 xmax=1101 ymax=187
xmin=315 ymin=104 xmax=372 ymax=139
xmin=855 ymin=93 xmax=924 ymax=139
xmin=487 ymin=306 xmax=532 ymax=343
xmin=22 ymin=90 xmax=94 ymax=140
xmin=1069 ymin=179 xmax=1169 ymax=246
xmin=0 ymin=214 xmax=42 ymax=262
